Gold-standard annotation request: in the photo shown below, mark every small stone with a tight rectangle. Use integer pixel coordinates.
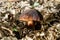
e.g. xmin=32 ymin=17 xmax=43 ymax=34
xmin=36 ymin=32 xmax=40 ymax=36
xmin=25 ymin=36 xmax=33 ymax=40
xmin=40 ymin=32 xmax=45 ymax=36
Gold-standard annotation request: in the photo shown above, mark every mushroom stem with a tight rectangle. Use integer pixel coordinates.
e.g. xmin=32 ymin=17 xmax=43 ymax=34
xmin=28 ymin=21 xmax=33 ymax=26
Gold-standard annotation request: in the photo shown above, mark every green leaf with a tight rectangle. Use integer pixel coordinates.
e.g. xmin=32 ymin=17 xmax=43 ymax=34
xmin=13 ymin=27 xmax=18 ymax=31
xmin=13 ymin=28 xmax=18 ymax=32
xmin=33 ymin=2 xmax=39 ymax=7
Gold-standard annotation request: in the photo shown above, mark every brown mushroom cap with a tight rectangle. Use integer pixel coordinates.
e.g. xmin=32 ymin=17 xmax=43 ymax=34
xmin=19 ymin=9 xmax=42 ymax=26
xmin=19 ymin=9 xmax=40 ymax=22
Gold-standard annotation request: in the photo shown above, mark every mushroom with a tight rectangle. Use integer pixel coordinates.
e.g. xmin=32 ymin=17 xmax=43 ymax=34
xmin=19 ymin=9 xmax=43 ymax=30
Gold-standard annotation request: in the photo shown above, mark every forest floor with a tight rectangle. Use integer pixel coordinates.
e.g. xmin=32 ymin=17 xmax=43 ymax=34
xmin=0 ymin=0 xmax=60 ymax=40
